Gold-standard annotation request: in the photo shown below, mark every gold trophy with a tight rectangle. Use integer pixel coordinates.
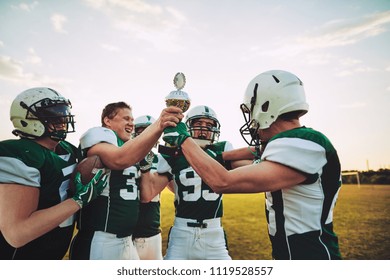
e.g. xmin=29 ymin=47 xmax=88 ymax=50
xmin=161 ymin=72 xmax=191 ymax=151
xmin=165 ymin=72 xmax=191 ymax=112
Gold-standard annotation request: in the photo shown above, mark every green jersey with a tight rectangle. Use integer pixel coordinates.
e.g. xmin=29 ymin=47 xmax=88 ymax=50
xmin=158 ymin=141 xmax=233 ymax=221
xmin=76 ymin=127 xmax=140 ymax=237
xmin=0 ymin=138 xmax=78 ymax=259
xmin=262 ymin=126 xmax=342 ymax=260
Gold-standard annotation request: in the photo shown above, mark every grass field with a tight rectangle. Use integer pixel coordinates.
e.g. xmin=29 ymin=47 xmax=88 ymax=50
xmin=160 ymin=184 xmax=390 ymax=260
xmin=65 ymin=184 xmax=390 ymax=260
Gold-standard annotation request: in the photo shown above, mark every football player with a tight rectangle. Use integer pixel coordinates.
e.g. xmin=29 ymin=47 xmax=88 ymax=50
xmin=163 ymin=70 xmax=343 ymax=260
xmin=141 ymin=105 xmax=236 ymax=260
xmin=69 ymin=102 xmax=182 ymax=260
xmin=132 ymin=115 xmax=164 ymax=260
xmin=0 ymin=87 xmax=107 ymax=260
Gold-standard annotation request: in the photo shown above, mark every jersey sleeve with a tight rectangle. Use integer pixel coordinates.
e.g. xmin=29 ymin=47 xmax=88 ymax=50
xmin=150 ymin=154 xmax=159 ymax=173
xmin=80 ymin=127 xmax=118 ymax=151
xmin=262 ymin=137 xmax=326 ymax=175
xmin=0 ymin=157 xmax=41 ymax=187
xmin=156 ymin=153 xmax=173 ymax=180
xmin=223 ymin=141 xmax=234 ymax=152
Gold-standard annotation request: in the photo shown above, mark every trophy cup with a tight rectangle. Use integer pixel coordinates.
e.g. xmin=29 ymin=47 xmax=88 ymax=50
xmin=165 ymin=72 xmax=191 ymax=112
xmin=161 ymin=72 xmax=191 ymax=151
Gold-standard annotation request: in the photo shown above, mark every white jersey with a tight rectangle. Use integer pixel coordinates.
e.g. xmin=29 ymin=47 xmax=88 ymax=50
xmin=261 ymin=126 xmax=341 ymax=260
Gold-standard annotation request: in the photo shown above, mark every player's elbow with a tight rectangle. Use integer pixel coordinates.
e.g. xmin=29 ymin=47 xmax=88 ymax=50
xmin=1 ymin=228 xmax=29 ymax=248
xmin=206 ymin=176 xmax=230 ymax=194
xmin=140 ymin=192 xmax=153 ymax=203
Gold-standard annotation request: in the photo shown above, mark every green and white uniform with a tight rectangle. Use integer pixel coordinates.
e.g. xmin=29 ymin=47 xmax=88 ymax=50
xmin=133 ymin=154 xmax=163 ymax=260
xmin=0 ymin=139 xmax=78 ymax=260
xmin=159 ymin=141 xmax=233 ymax=260
xmin=261 ymin=127 xmax=342 ymax=260
xmin=69 ymin=127 xmax=140 ymax=260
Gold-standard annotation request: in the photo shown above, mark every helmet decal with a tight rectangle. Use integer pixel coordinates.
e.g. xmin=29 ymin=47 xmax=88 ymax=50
xmin=250 ymin=83 xmax=258 ymax=113
xmin=239 ymin=70 xmax=309 ymax=147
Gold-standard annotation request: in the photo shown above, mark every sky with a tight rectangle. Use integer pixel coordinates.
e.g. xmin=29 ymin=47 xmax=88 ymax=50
xmin=0 ymin=0 xmax=389 ymax=171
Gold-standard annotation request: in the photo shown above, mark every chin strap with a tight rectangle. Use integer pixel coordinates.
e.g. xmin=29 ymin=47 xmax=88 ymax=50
xmin=46 ymin=130 xmax=67 ymax=141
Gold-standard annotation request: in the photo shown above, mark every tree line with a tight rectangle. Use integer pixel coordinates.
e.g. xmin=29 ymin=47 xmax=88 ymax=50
xmin=342 ymin=169 xmax=390 ymax=185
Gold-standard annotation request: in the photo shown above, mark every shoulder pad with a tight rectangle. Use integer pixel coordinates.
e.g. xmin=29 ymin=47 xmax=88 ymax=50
xmin=80 ymin=127 xmax=117 ymax=150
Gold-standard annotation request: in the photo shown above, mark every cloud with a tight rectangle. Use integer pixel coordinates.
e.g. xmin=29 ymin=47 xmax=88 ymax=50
xmin=335 ymin=65 xmax=377 ymax=77
xmin=340 ymin=58 xmax=362 ymax=66
xmin=101 ymin=44 xmax=121 ymax=52
xmin=12 ymin=1 xmax=39 ymax=12
xmin=255 ymin=10 xmax=390 ymax=60
xmin=83 ymin=0 xmax=186 ymax=30
xmin=82 ymin=0 xmax=188 ymax=51
xmin=0 ymin=55 xmax=70 ymax=88
xmin=305 ymin=53 xmax=334 ymax=65
xmin=51 ymin=13 xmax=68 ymax=33
xmin=297 ymin=10 xmax=390 ymax=49
xmin=0 ymin=56 xmax=27 ymax=83
xmin=83 ymin=0 xmax=163 ymax=18
xmin=26 ymin=48 xmax=42 ymax=64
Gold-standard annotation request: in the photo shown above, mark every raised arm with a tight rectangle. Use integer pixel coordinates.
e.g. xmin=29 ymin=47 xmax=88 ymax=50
xmin=139 ymin=172 xmax=170 ymax=203
xmin=222 ymin=146 xmax=259 ymax=169
xmin=181 ymin=137 xmax=306 ymax=194
xmin=89 ymin=106 xmax=183 ymax=170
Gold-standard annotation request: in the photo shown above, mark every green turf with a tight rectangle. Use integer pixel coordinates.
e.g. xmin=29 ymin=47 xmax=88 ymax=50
xmin=160 ymin=184 xmax=390 ymax=260
xmin=64 ymin=184 xmax=390 ymax=260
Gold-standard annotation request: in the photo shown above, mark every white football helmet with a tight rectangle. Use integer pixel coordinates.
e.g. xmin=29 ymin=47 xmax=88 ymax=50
xmin=185 ymin=105 xmax=220 ymax=147
xmin=10 ymin=87 xmax=75 ymax=141
xmin=240 ymin=70 xmax=309 ymax=146
xmin=133 ymin=115 xmax=156 ymax=137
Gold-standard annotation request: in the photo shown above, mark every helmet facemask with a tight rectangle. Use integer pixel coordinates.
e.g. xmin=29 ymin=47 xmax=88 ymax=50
xmin=132 ymin=115 xmax=158 ymax=147
xmin=132 ymin=125 xmax=149 ymax=140
xmin=19 ymin=97 xmax=75 ymax=141
xmin=188 ymin=120 xmax=220 ymax=147
xmin=185 ymin=105 xmax=221 ymax=148
xmin=240 ymin=70 xmax=309 ymax=147
xmin=240 ymin=82 xmax=261 ymax=147
xmin=239 ymin=103 xmax=260 ymax=147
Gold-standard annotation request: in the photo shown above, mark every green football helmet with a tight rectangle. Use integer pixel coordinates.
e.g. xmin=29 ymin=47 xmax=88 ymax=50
xmin=133 ymin=115 xmax=156 ymax=137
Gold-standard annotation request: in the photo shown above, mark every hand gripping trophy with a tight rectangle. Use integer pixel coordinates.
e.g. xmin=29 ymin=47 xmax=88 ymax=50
xmin=162 ymin=72 xmax=191 ymax=150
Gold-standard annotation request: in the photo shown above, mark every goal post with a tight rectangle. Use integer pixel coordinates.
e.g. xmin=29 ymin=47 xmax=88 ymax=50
xmin=341 ymin=171 xmax=360 ymax=187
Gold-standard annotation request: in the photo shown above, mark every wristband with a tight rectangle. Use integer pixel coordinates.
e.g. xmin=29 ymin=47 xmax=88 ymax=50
xmin=72 ymin=198 xmax=83 ymax=209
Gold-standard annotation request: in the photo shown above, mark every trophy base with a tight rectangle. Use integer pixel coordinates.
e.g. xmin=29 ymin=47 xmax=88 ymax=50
xmin=165 ymin=98 xmax=191 ymax=112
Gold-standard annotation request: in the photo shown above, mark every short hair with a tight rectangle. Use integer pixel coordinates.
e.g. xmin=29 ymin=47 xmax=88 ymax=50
xmin=101 ymin=102 xmax=132 ymax=126
xmin=278 ymin=110 xmax=306 ymax=121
